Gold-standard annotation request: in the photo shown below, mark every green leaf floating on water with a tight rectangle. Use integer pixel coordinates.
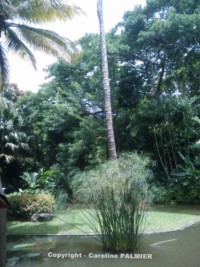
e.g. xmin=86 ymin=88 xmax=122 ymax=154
xmin=12 ymin=243 xmax=36 ymax=251
xmin=7 ymin=256 xmax=20 ymax=261
xmin=27 ymin=252 xmax=40 ymax=258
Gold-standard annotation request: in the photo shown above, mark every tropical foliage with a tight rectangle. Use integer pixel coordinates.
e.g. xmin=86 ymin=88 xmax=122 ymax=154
xmin=0 ymin=0 xmax=82 ymax=88
xmin=1 ymin=0 xmax=200 ymax=206
xmin=0 ymin=85 xmax=31 ymax=191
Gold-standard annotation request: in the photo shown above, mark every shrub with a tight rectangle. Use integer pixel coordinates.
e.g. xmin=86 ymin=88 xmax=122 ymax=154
xmin=75 ymin=152 xmax=152 ymax=252
xmin=150 ymin=182 xmax=200 ymax=204
xmin=7 ymin=193 xmax=55 ymax=220
xmin=165 ymin=183 xmax=200 ymax=204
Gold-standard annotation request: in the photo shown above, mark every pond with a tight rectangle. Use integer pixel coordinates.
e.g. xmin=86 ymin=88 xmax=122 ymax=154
xmin=7 ymin=223 xmax=200 ymax=267
xmin=7 ymin=205 xmax=200 ymax=267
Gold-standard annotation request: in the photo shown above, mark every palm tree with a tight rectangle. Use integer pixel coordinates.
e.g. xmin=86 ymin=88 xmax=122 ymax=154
xmin=0 ymin=0 xmax=82 ymax=89
xmin=97 ymin=0 xmax=117 ymax=160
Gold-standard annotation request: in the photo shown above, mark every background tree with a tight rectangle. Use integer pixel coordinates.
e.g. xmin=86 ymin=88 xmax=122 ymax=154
xmin=2 ymin=0 xmax=200 ymax=204
xmin=17 ymin=48 xmax=108 ymax=197
xmin=118 ymin=0 xmax=200 ymax=97
xmin=0 ymin=84 xmax=31 ymax=192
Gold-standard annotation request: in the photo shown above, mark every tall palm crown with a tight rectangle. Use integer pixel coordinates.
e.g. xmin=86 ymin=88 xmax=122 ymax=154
xmin=0 ymin=0 xmax=82 ymax=89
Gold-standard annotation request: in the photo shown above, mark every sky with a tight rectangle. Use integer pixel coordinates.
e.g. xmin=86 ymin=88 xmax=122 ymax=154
xmin=9 ymin=0 xmax=146 ymax=92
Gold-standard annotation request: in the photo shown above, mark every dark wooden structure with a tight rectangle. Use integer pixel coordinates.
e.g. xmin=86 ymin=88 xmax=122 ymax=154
xmin=0 ymin=193 xmax=9 ymax=267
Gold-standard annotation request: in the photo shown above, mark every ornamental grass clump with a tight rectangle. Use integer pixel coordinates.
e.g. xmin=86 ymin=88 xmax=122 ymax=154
xmin=76 ymin=153 xmax=151 ymax=252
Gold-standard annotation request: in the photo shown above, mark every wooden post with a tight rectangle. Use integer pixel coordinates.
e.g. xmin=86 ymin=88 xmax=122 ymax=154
xmin=0 ymin=208 xmax=7 ymax=267
xmin=0 ymin=178 xmax=8 ymax=267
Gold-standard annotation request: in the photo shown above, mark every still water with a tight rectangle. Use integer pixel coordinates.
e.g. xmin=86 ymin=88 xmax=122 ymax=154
xmin=7 ymin=223 xmax=200 ymax=267
xmin=7 ymin=205 xmax=200 ymax=267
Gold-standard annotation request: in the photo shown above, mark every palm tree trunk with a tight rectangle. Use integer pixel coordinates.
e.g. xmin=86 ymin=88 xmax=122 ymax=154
xmin=97 ymin=0 xmax=117 ymax=160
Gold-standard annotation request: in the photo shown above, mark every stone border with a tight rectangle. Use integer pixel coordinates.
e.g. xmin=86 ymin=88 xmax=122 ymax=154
xmin=8 ymin=217 xmax=200 ymax=237
xmin=144 ymin=216 xmax=200 ymax=235
xmin=7 ymin=211 xmax=200 ymax=236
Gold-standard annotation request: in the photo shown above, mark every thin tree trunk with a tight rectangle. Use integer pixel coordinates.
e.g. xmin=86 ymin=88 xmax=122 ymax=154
xmin=97 ymin=0 xmax=117 ymax=160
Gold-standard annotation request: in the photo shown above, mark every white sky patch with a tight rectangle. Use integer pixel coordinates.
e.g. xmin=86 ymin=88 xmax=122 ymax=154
xmin=9 ymin=0 xmax=146 ymax=92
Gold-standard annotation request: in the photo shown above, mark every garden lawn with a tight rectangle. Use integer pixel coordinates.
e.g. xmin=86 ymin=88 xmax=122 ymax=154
xmin=7 ymin=206 xmax=200 ymax=235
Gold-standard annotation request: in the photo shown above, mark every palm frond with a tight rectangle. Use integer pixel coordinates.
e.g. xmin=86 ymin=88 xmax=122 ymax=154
xmin=5 ymin=142 xmax=19 ymax=151
xmin=0 ymin=43 xmax=9 ymax=90
xmin=0 ymin=154 xmax=14 ymax=163
xmin=10 ymin=23 xmax=76 ymax=61
xmin=0 ymin=0 xmax=16 ymax=19
xmin=0 ymin=0 xmax=82 ymax=89
xmin=5 ymin=27 xmax=36 ymax=68
xmin=17 ymin=0 xmax=84 ymax=24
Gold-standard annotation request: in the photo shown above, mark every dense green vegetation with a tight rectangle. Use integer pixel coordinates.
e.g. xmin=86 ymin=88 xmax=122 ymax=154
xmin=7 ymin=193 xmax=54 ymax=220
xmin=1 ymin=0 xmax=200 ymax=208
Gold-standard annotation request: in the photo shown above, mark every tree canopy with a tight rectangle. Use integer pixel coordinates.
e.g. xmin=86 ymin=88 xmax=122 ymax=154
xmin=1 ymin=0 xmax=200 ymax=204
